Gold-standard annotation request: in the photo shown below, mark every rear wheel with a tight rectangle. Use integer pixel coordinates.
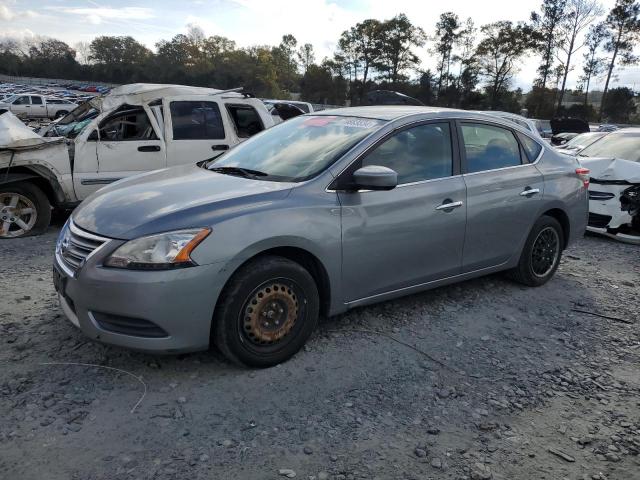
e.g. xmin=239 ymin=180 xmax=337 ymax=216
xmin=508 ymin=215 xmax=564 ymax=287
xmin=212 ymin=256 xmax=319 ymax=367
xmin=0 ymin=183 xmax=51 ymax=239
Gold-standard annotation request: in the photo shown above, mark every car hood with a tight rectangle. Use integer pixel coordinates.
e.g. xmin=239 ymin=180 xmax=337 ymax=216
xmin=579 ymin=156 xmax=640 ymax=184
xmin=72 ymin=164 xmax=295 ymax=239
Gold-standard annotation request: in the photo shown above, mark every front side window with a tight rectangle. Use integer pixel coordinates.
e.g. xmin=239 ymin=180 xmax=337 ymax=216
xmin=99 ymin=107 xmax=157 ymax=141
xmin=362 ymin=123 xmax=453 ymax=184
xmin=14 ymin=96 xmax=30 ymax=105
xmin=210 ymin=115 xmax=386 ymax=182
xmin=226 ymin=104 xmax=264 ymax=138
xmin=461 ymin=123 xmax=522 ymax=173
xmin=170 ymin=101 xmax=224 ymax=140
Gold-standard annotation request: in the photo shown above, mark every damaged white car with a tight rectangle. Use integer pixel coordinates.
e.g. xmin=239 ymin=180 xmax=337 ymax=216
xmin=578 ymin=128 xmax=640 ymax=244
xmin=0 ymin=83 xmax=276 ymax=238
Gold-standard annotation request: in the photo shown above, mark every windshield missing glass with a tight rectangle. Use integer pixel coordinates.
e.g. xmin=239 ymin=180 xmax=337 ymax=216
xmin=208 ymin=115 xmax=386 ymax=182
xmin=579 ymin=132 xmax=640 ymax=162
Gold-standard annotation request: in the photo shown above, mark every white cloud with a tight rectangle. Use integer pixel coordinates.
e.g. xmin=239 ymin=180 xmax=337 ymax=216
xmin=45 ymin=6 xmax=155 ymax=25
xmin=0 ymin=2 xmax=38 ymax=21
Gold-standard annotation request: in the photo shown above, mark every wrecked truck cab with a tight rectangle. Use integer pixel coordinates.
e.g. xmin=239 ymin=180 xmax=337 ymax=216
xmin=1 ymin=83 xmax=277 ymax=238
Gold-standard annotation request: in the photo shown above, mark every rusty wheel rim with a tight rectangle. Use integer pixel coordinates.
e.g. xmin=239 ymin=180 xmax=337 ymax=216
xmin=241 ymin=281 xmax=300 ymax=346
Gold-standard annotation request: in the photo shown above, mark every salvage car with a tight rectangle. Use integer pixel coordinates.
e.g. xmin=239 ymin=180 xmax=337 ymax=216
xmin=0 ymin=83 xmax=277 ymax=238
xmin=578 ymin=128 xmax=640 ymax=244
xmin=0 ymin=94 xmax=77 ymax=119
xmin=53 ymin=106 xmax=589 ymax=367
xmin=555 ymin=131 xmax=608 ymax=154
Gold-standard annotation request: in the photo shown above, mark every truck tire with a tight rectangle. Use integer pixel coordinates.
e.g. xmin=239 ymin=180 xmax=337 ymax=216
xmin=0 ymin=182 xmax=51 ymax=238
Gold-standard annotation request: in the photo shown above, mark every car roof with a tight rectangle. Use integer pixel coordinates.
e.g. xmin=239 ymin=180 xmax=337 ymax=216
xmin=313 ymin=106 xmax=543 ymax=130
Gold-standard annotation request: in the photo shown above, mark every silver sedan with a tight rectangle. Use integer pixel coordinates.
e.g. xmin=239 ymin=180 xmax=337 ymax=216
xmin=54 ymin=107 xmax=589 ymax=367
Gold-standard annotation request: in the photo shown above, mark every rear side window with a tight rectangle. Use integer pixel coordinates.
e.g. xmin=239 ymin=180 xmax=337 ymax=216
xmin=226 ymin=104 xmax=264 ymax=138
xmin=31 ymin=96 xmax=43 ymax=105
xmin=170 ymin=101 xmax=225 ymax=140
xmin=461 ymin=123 xmax=522 ymax=173
xmin=516 ymin=132 xmax=542 ymax=162
xmin=362 ymin=123 xmax=453 ymax=184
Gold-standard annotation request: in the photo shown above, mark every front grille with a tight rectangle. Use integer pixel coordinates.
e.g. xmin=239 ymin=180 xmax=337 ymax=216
xmin=58 ymin=220 xmax=109 ymax=275
xmin=588 ymin=212 xmax=612 ymax=228
xmin=92 ymin=312 xmax=169 ymax=338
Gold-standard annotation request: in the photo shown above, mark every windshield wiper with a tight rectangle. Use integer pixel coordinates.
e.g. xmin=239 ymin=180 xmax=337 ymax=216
xmin=209 ymin=166 xmax=269 ymax=178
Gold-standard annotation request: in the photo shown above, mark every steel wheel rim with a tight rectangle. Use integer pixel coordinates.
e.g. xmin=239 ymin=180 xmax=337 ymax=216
xmin=0 ymin=193 xmax=37 ymax=238
xmin=530 ymin=226 xmax=559 ymax=278
xmin=239 ymin=278 xmax=306 ymax=349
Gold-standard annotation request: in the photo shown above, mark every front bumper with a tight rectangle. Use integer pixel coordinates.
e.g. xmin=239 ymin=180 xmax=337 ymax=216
xmin=54 ymin=251 xmax=227 ymax=354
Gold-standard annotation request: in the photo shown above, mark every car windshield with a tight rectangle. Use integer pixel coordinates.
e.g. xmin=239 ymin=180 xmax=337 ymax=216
xmin=579 ymin=132 xmax=640 ymax=162
xmin=564 ymin=132 xmax=606 ymax=148
xmin=208 ymin=115 xmax=386 ymax=182
xmin=2 ymin=95 xmax=17 ymax=103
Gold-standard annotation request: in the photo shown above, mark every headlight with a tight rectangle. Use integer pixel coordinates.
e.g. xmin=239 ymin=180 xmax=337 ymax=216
xmin=104 ymin=228 xmax=210 ymax=270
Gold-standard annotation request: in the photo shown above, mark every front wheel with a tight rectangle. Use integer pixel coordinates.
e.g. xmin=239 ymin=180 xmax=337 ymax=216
xmin=54 ymin=110 xmax=69 ymax=119
xmin=508 ymin=215 xmax=564 ymax=287
xmin=0 ymin=183 xmax=51 ymax=238
xmin=212 ymin=256 xmax=319 ymax=367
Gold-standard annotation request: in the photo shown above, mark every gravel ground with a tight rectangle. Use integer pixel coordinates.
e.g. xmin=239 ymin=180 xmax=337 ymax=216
xmin=1 ymin=219 xmax=639 ymax=480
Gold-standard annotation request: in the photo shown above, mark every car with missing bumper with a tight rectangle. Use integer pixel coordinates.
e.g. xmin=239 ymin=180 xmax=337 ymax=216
xmin=578 ymin=128 xmax=640 ymax=244
xmin=53 ymin=106 xmax=589 ymax=367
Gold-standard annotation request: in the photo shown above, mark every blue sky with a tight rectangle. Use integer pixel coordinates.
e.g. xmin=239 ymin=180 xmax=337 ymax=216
xmin=1 ymin=0 xmax=638 ymax=91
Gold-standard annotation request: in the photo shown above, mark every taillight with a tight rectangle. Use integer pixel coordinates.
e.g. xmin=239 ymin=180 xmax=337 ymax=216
xmin=576 ymin=167 xmax=590 ymax=188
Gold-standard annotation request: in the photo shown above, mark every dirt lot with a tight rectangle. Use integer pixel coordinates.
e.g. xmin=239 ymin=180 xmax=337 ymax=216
xmin=1 ymin=219 xmax=639 ymax=480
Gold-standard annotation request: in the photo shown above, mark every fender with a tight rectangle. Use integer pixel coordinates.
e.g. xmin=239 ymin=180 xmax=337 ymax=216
xmin=0 ymin=166 xmax=67 ymax=204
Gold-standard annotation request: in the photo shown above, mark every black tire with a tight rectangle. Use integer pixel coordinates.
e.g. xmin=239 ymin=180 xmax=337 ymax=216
xmin=508 ymin=215 xmax=564 ymax=287
xmin=0 ymin=182 xmax=51 ymax=239
xmin=212 ymin=255 xmax=319 ymax=367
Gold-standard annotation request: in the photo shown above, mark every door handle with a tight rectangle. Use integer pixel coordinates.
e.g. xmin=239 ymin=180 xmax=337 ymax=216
xmin=520 ymin=188 xmax=540 ymax=197
xmin=211 ymin=145 xmax=229 ymax=151
xmin=435 ymin=200 xmax=463 ymax=211
xmin=138 ymin=145 xmax=161 ymax=152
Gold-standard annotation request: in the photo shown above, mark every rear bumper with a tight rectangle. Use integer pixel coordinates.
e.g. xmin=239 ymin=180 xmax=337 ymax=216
xmin=54 ymin=255 xmax=226 ymax=354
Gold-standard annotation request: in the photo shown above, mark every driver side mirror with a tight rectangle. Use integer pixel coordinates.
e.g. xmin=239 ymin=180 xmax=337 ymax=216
xmin=351 ymin=165 xmax=398 ymax=191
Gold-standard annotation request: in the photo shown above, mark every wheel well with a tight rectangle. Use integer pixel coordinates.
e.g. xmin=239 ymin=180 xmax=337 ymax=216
xmin=0 ymin=166 xmax=60 ymax=206
xmin=543 ymin=208 xmax=570 ymax=248
xmin=238 ymin=247 xmax=331 ymax=317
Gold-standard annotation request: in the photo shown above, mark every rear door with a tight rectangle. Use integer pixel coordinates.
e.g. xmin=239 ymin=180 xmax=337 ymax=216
xmin=458 ymin=121 xmax=545 ymax=271
xmin=30 ymin=96 xmax=47 ymax=117
xmin=93 ymin=105 xmax=166 ymax=187
xmin=338 ymin=121 xmax=467 ymax=302
xmin=164 ymin=97 xmax=235 ymax=166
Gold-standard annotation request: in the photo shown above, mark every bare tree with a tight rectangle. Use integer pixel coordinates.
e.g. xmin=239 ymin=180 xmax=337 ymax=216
xmin=74 ymin=41 xmax=92 ymax=65
xmin=578 ymin=23 xmax=607 ymax=105
xmin=555 ymin=0 xmax=604 ymax=111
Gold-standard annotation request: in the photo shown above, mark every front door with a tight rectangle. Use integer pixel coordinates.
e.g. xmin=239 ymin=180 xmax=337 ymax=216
xmin=94 ymin=105 xmax=166 ymax=187
xmin=338 ymin=121 xmax=467 ymax=302
xmin=10 ymin=95 xmax=31 ymax=117
xmin=458 ymin=121 xmax=545 ymax=271
xmin=164 ymin=97 xmax=235 ymax=166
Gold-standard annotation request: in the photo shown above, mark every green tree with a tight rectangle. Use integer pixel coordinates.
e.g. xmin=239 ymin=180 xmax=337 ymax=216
xmin=602 ymin=86 xmax=637 ymax=121
xmin=600 ymin=0 xmax=640 ymax=120
xmin=375 ymin=14 xmax=426 ymax=85
xmin=297 ymin=43 xmax=315 ymax=73
xmin=555 ymin=0 xmax=604 ymax=112
xmin=433 ymin=12 xmax=461 ymax=97
xmin=578 ymin=23 xmax=607 ymax=106
xmin=476 ymin=21 xmax=538 ymax=108
xmin=530 ymin=0 xmax=567 ymax=113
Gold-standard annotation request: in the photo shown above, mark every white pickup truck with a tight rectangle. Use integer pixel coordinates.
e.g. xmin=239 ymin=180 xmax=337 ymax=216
xmin=0 ymin=94 xmax=78 ymax=119
xmin=0 ymin=83 xmax=280 ymax=238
